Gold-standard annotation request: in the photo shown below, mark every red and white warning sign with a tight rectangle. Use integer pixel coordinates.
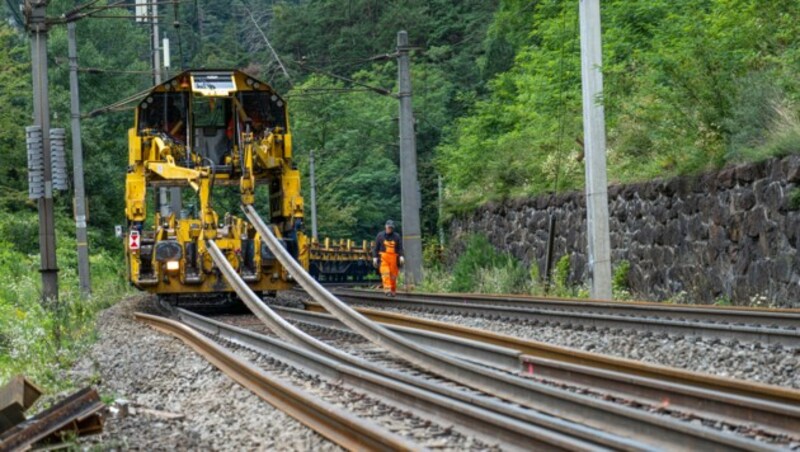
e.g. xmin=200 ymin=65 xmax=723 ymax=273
xmin=129 ymin=230 xmax=140 ymax=250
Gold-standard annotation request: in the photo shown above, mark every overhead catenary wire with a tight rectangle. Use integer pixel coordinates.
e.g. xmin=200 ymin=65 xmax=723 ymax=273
xmin=84 ymin=86 xmax=152 ymax=118
xmin=78 ymin=67 xmax=155 ymax=75
xmin=291 ymin=59 xmax=395 ymax=98
xmin=241 ymin=2 xmax=293 ymax=87
xmin=57 ymin=0 xmax=188 ymax=23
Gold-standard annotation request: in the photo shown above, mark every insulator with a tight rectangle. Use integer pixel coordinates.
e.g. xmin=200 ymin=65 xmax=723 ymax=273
xmin=50 ymin=128 xmax=69 ymax=191
xmin=26 ymin=125 xmax=44 ymax=199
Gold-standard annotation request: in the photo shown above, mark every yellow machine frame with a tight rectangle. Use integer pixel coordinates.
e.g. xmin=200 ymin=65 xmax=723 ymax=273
xmin=125 ymin=70 xmax=308 ymax=298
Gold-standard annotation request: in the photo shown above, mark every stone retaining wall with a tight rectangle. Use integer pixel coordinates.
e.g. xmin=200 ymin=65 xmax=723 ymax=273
xmin=447 ymin=155 xmax=800 ymax=306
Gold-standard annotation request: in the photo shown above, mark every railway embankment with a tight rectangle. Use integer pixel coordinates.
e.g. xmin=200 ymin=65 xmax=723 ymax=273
xmin=69 ymin=296 xmax=338 ymax=450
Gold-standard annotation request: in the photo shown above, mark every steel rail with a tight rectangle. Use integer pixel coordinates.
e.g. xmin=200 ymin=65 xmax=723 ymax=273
xmin=277 ymin=306 xmax=800 ymax=435
xmin=0 ymin=387 xmax=104 ymax=450
xmin=307 ymin=304 xmax=800 ymax=407
xmin=330 ymin=291 xmax=800 ymax=347
xmin=243 ymin=204 xmax=774 ymax=451
xmin=205 ymin=240 xmax=643 ymax=451
xmin=178 ymin=308 xmax=621 ymax=451
xmin=334 ymin=289 xmax=800 ymax=329
xmin=134 ymin=312 xmax=416 ymax=451
xmin=273 ymin=306 xmax=524 ymax=371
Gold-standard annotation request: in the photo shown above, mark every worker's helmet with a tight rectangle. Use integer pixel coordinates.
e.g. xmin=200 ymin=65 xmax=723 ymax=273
xmin=385 ymin=220 xmax=395 ymax=228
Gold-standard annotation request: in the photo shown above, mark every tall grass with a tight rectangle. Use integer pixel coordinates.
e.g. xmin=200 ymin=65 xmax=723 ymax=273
xmin=420 ymin=234 xmax=539 ymax=295
xmin=0 ymin=212 xmax=131 ymax=391
xmin=420 ymin=235 xmax=637 ymax=300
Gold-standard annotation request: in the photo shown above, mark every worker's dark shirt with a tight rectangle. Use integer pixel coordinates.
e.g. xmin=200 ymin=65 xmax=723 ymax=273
xmin=373 ymin=231 xmax=403 ymax=258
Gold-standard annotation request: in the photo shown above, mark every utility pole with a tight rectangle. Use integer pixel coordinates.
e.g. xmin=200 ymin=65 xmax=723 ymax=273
xmin=67 ymin=21 xmax=91 ymax=296
xmin=579 ymin=0 xmax=612 ymax=299
xmin=26 ymin=0 xmax=59 ymax=304
xmin=396 ymin=30 xmax=423 ymax=287
xmin=163 ymin=32 xmax=182 ymax=216
xmin=150 ymin=2 xmax=170 ymax=219
xmin=309 ymin=150 xmax=319 ymax=241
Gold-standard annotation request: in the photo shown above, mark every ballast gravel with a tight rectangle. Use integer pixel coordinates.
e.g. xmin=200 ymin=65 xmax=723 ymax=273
xmin=218 ymin=339 xmax=496 ymax=450
xmin=277 ymin=290 xmax=799 ymax=389
xmin=68 ymin=295 xmax=340 ymax=451
xmin=367 ymin=307 xmax=800 ymax=389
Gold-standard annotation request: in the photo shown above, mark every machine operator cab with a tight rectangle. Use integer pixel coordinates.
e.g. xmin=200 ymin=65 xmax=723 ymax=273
xmin=135 ymin=71 xmax=288 ymax=171
xmin=126 ymin=70 xmax=307 ymax=298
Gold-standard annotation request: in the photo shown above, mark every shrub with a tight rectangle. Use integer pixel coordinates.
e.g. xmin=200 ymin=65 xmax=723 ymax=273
xmin=422 ymin=239 xmax=445 ymax=271
xmin=553 ymin=255 xmax=571 ymax=290
xmin=0 ymin=212 xmax=131 ymax=391
xmin=449 ymin=234 xmax=529 ymax=294
xmin=789 ymin=188 xmax=800 ymax=211
xmin=612 ymin=260 xmax=632 ymax=299
xmin=419 ymin=267 xmax=453 ymax=293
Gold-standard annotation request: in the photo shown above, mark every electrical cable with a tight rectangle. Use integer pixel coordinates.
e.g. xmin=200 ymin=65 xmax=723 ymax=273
xmin=241 ymin=0 xmax=293 ymax=87
xmin=291 ymin=59 xmax=395 ymax=97
xmin=85 ymin=86 xmax=152 ymax=118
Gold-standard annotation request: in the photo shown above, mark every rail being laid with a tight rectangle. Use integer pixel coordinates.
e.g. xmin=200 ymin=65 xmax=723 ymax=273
xmin=330 ymin=290 xmax=800 ymax=347
xmin=243 ymin=204 xmax=773 ymax=451
xmin=134 ymin=312 xmax=413 ymax=451
xmin=178 ymin=308 xmax=626 ymax=451
xmin=281 ymin=305 xmax=800 ymax=436
xmin=303 ymin=303 xmax=800 ymax=406
xmin=205 ymin=239 xmax=641 ymax=450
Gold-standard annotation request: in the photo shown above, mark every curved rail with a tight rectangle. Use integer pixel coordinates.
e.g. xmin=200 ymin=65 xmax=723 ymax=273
xmin=303 ymin=304 xmax=800 ymax=406
xmin=331 ymin=290 xmax=800 ymax=347
xmin=178 ymin=308 xmax=627 ymax=451
xmin=134 ymin=312 xmax=415 ymax=451
xmin=243 ymin=204 xmax=774 ymax=451
xmin=205 ymin=240 xmax=642 ymax=450
xmin=280 ymin=306 xmax=800 ymax=435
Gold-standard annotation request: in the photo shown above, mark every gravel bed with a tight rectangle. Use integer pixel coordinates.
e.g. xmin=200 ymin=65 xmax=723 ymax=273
xmin=213 ymin=334 xmax=496 ymax=450
xmin=267 ymin=318 xmax=798 ymax=446
xmin=68 ymin=295 xmax=339 ymax=451
xmin=274 ymin=290 xmax=800 ymax=389
xmin=357 ymin=306 xmax=800 ymax=389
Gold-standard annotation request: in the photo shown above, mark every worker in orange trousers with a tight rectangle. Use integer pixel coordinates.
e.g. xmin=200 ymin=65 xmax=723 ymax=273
xmin=373 ymin=220 xmax=404 ymax=296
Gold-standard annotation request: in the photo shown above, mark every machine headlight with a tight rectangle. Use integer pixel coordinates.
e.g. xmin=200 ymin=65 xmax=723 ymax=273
xmin=166 ymin=260 xmax=180 ymax=272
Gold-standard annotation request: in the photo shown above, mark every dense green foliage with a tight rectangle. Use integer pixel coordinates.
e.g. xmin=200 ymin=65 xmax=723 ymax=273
xmin=448 ymin=235 xmax=530 ymax=294
xmin=0 ymin=24 xmax=31 ymax=212
xmin=439 ymin=0 xmax=800 ymax=209
xmin=0 ymin=3 xmax=150 ymax=386
xmin=0 ymin=211 xmax=129 ymax=388
xmin=268 ymin=0 xmax=498 ymax=238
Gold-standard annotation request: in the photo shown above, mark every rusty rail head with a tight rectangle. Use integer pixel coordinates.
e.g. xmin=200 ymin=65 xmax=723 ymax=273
xmin=318 ymin=304 xmax=800 ymax=407
xmin=0 ymin=376 xmax=44 ymax=435
xmin=244 ymin=204 xmax=773 ymax=451
xmin=0 ymin=387 xmax=104 ymax=451
xmin=134 ymin=312 xmax=418 ymax=452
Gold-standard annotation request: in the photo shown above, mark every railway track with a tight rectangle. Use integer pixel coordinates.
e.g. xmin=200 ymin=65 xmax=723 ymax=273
xmin=204 ymin=240 xmax=641 ymax=450
xmin=234 ymin=204 xmax=784 ymax=450
xmin=178 ymin=308 xmax=640 ymax=450
xmin=134 ymin=312 xmax=413 ymax=451
xmin=277 ymin=305 xmax=800 ymax=437
xmin=318 ymin=280 xmax=380 ymax=289
xmin=329 ymin=289 xmax=800 ymax=347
